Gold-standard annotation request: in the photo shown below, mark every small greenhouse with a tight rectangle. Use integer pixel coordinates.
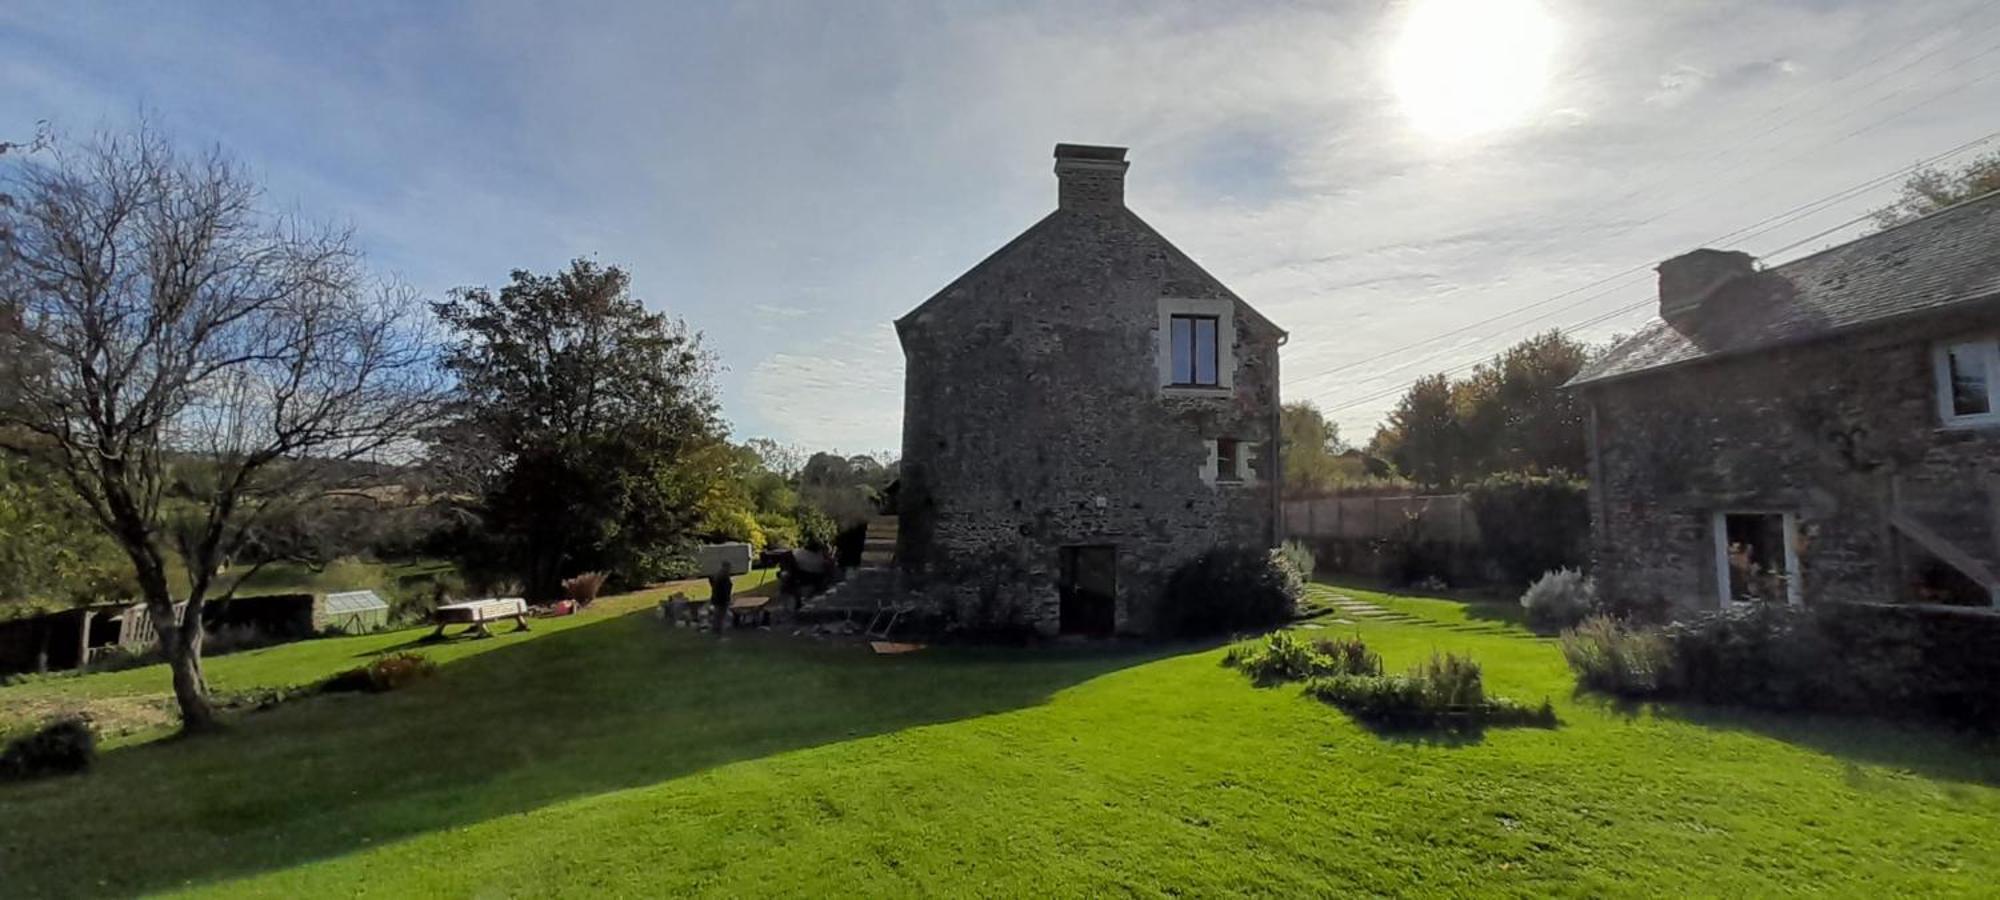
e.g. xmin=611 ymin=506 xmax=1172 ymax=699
xmin=322 ymin=590 xmax=390 ymax=634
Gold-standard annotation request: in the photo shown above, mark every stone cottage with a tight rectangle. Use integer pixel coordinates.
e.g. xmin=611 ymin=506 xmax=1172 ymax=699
xmin=1570 ymin=191 xmax=2000 ymax=614
xmin=895 ymin=143 xmax=1286 ymax=636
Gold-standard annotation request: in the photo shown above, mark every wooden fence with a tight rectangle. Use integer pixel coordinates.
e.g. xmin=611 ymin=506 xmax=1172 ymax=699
xmin=1282 ymin=493 xmax=1480 ymax=547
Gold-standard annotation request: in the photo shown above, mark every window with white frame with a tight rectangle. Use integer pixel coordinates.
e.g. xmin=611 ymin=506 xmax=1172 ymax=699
xmin=1156 ymin=298 xmax=1235 ymax=392
xmin=1215 ymin=438 xmax=1242 ymax=483
xmin=1934 ymin=339 xmax=2000 ymax=425
xmin=1711 ymin=511 xmax=1801 ymax=607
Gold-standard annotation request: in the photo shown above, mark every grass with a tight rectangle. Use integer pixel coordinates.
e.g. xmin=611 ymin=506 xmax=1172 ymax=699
xmin=2 ymin=578 xmax=1996 ymax=897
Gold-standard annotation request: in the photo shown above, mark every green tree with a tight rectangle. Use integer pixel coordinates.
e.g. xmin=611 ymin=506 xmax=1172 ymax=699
xmin=430 ymin=259 xmax=723 ymax=598
xmin=0 ymin=455 xmax=131 ymax=613
xmin=1368 ymin=331 xmax=1590 ymax=488
xmin=1370 ymin=374 xmax=1461 ymax=489
xmin=1872 ymin=151 xmax=2000 ymax=229
xmin=1279 ymin=401 xmax=1350 ymax=495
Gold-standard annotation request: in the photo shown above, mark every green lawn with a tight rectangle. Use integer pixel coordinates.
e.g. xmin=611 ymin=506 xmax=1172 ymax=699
xmin=2 ymin=579 xmax=1996 ymax=897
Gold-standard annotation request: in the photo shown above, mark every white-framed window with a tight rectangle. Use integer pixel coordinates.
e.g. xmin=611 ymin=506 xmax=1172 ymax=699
xmin=1933 ymin=339 xmax=2000 ymax=426
xmin=1215 ymin=438 xmax=1242 ymax=483
xmin=1710 ymin=511 xmax=1802 ymax=608
xmin=1157 ymin=298 xmax=1235 ymax=394
xmin=1199 ymin=438 xmax=1259 ymax=486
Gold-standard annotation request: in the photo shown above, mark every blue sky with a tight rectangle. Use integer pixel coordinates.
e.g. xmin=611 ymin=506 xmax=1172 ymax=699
xmin=6 ymin=1 xmax=1998 ymax=452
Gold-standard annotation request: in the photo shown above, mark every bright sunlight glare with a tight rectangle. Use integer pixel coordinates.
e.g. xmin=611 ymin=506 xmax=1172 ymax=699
xmin=1389 ymin=0 xmax=1559 ymax=140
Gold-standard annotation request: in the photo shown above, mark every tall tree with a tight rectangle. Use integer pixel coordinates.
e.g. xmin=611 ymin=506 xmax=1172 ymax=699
xmin=1872 ymin=151 xmax=2000 ymax=229
xmin=0 ymin=128 xmax=445 ymax=730
xmin=1370 ymin=373 xmax=1461 ymax=489
xmin=1367 ymin=330 xmax=1590 ymax=488
xmin=429 ymin=260 xmax=722 ymax=598
xmin=1279 ymin=400 xmax=1350 ymax=495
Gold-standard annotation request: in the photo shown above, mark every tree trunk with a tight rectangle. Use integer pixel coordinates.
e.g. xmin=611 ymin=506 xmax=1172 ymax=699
xmin=166 ymin=636 xmax=218 ymax=732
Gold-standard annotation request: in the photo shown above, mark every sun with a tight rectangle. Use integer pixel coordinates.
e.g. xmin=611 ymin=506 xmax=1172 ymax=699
xmin=1388 ymin=0 xmax=1559 ymax=140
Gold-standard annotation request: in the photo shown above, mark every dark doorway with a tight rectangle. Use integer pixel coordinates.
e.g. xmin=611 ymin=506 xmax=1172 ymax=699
xmin=1059 ymin=545 xmax=1117 ymax=637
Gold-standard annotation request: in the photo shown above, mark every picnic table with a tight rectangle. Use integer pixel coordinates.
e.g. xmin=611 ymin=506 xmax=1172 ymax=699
xmin=429 ymin=597 xmax=531 ymax=640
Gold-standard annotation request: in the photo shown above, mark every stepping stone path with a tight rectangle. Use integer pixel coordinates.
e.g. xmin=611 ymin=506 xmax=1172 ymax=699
xmin=1325 ymin=593 xmax=1395 ymax=619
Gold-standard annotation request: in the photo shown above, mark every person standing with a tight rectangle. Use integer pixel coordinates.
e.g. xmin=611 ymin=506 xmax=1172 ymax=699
xmin=708 ymin=561 xmax=734 ymax=635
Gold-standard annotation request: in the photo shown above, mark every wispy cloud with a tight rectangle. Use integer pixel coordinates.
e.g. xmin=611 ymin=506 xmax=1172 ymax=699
xmin=5 ymin=0 xmax=1996 ymax=447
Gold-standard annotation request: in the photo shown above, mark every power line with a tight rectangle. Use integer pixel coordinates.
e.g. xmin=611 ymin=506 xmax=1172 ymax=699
xmin=1288 ymin=22 xmax=2000 ymax=390
xmin=1289 ymin=127 xmax=2000 ymax=389
xmin=1314 ymin=178 xmax=2000 ymax=417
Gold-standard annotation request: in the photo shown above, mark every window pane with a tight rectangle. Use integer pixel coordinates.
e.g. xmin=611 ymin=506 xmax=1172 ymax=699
xmin=1171 ymin=317 xmax=1193 ymax=384
xmin=1194 ymin=318 xmax=1217 ymax=385
xmin=1948 ymin=343 xmax=1990 ymax=416
xmin=1216 ymin=438 xmax=1239 ymax=481
xmin=1723 ymin=513 xmax=1790 ymax=604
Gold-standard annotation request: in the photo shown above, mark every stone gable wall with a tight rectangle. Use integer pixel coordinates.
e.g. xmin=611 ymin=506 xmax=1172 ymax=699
xmin=897 ymin=209 xmax=1280 ymax=634
xmin=1584 ymin=304 xmax=2000 ymax=614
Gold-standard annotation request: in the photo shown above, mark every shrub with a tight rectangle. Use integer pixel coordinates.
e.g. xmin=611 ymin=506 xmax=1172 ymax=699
xmin=1277 ymin=540 xmax=1317 ymax=581
xmin=795 ymin=506 xmax=839 ymax=553
xmin=1156 ymin=546 xmax=1303 ymax=638
xmin=561 ymin=571 xmax=608 ymax=606
xmin=1467 ymin=472 xmax=1589 ymax=586
xmin=1306 ymin=651 xmax=1554 ymax=730
xmin=322 ymin=652 xmax=438 ymax=694
xmin=1561 ymin=603 xmax=2000 ymax=729
xmin=1224 ymin=631 xmax=1383 ymax=684
xmin=1560 ymin=615 xmax=1673 ymax=695
xmin=1520 ymin=567 xmax=1597 ymax=632
xmin=0 ymin=717 xmax=96 ymax=781
xmin=1412 ymin=651 xmax=1486 ymax=707
xmin=1314 ymin=634 xmax=1384 ymax=679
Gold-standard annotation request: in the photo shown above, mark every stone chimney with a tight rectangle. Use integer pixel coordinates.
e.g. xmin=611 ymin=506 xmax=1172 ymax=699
xmin=1658 ymin=248 xmax=1757 ymax=330
xmin=1054 ymin=143 xmax=1129 ymax=211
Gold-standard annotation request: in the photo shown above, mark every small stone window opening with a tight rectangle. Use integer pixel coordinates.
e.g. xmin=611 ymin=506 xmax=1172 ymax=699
xmin=1935 ymin=339 xmax=2000 ymax=424
xmin=1215 ymin=439 xmax=1242 ymax=483
xmin=1711 ymin=511 xmax=1801 ymax=607
xmin=1169 ymin=314 xmax=1220 ymax=386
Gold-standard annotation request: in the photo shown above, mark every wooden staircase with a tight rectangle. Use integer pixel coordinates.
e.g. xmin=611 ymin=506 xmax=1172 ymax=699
xmin=1890 ymin=476 xmax=2000 ymax=606
xmin=860 ymin=514 xmax=898 ymax=568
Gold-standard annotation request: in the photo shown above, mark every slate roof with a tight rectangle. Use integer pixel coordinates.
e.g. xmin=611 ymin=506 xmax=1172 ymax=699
xmin=1571 ymin=190 xmax=2000 ymax=386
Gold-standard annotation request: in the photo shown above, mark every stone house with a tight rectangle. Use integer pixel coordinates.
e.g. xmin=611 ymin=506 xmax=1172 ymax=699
xmin=894 ymin=144 xmax=1286 ymax=636
xmin=1570 ymin=192 xmax=2000 ymax=614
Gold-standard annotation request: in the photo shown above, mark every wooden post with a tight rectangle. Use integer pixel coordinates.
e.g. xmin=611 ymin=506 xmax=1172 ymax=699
xmin=76 ymin=609 xmax=95 ymax=672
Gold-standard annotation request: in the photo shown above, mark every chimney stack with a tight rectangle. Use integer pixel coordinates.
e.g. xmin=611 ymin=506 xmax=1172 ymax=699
xmin=1054 ymin=143 xmax=1128 ymax=212
xmin=1657 ymin=248 xmax=1756 ymax=330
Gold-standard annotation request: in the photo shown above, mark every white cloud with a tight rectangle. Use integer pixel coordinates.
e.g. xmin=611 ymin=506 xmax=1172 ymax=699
xmin=6 ymin=0 xmax=1996 ymax=448
xmin=742 ymin=323 xmax=903 ymax=452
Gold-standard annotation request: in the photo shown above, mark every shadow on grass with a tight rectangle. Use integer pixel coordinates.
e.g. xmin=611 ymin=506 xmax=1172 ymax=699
xmin=0 ymin=609 xmax=1183 ymax=899
xmin=1571 ymin=688 xmax=2000 ymax=788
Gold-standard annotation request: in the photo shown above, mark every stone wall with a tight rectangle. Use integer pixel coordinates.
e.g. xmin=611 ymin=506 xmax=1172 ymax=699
xmin=897 ymin=206 xmax=1282 ymax=635
xmin=1582 ymin=303 xmax=2000 ymax=614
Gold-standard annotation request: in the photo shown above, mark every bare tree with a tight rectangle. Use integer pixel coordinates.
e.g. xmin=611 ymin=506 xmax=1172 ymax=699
xmin=0 ymin=127 xmax=445 ymax=731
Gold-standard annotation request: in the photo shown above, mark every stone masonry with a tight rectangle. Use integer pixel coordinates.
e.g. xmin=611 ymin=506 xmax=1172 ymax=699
xmin=895 ymin=144 xmax=1286 ymax=635
xmin=1577 ymin=247 xmax=2000 ymax=615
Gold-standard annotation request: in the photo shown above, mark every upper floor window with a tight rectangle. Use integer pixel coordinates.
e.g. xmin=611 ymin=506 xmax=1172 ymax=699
xmin=1169 ymin=314 xmax=1219 ymax=386
xmin=1156 ymin=298 xmax=1235 ymax=393
xmin=1935 ymin=340 xmax=2000 ymax=425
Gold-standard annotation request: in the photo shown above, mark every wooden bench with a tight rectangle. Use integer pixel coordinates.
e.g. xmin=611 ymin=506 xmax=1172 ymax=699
xmin=429 ymin=598 xmax=531 ymax=640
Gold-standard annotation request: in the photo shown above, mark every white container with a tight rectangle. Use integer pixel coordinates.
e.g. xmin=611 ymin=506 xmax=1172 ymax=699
xmin=696 ymin=542 xmax=752 ymax=578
